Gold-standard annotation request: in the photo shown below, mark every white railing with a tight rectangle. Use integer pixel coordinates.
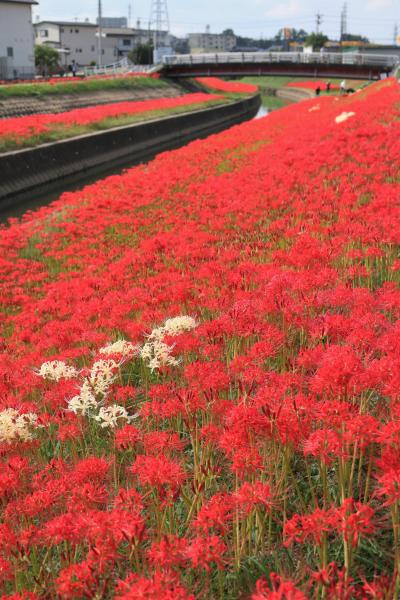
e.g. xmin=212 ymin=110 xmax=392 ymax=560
xmin=163 ymin=52 xmax=400 ymax=69
xmin=83 ymin=57 xmax=132 ymax=77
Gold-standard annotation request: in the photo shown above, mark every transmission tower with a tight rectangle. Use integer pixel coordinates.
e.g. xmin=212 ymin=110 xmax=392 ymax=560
xmin=149 ymin=0 xmax=170 ymax=53
xmin=315 ymin=13 xmax=323 ymax=34
xmin=340 ymin=3 xmax=348 ymax=41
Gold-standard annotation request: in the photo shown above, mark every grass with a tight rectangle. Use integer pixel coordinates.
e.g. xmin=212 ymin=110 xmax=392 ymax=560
xmin=0 ymin=76 xmax=169 ymax=99
xmin=0 ymin=98 xmax=230 ymax=153
xmin=259 ymin=95 xmax=290 ymax=111
xmin=239 ymin=76 xmax=369 ymax=90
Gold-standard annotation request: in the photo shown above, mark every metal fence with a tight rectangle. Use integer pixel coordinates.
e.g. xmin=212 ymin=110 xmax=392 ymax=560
xmin=163 ymin=52 xmax=400 ymax=69
xmin=82 ymin=57 xmax=134 ymax=77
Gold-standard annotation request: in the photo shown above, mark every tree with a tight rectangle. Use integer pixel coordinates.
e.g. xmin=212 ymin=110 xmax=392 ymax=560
xmin=128 ymin=43 xmax=153 ymax=66
xmin=304 ymin=33 xmax=329 ymax=50
xmin=222 ymin=29 xmax=235 ymax=37
xmin=341 ymin=33 xmax=370 ymax=44
xmin=35 ymin=45 xmax=59 ymax=74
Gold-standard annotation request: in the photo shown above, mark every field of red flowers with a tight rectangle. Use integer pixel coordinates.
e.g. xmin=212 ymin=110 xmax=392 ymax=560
xmin=196 ymin=77 xmax=258 ymax=94
xmin=0 ymin=93 xmax=223 ymax=149
xmin=286 ymin=80 xmax=340 ymax=91
xmin=0 ymin=78 xmax=399 ymax=599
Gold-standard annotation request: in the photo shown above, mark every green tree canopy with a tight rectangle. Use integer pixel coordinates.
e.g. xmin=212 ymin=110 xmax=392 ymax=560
xmin=304 ymin=33 xmax=329 ymax=50
xmin=35 ymin=45 xmax=59 ymax=70
xmin=129 ymin=43 xmax=153 ymax=65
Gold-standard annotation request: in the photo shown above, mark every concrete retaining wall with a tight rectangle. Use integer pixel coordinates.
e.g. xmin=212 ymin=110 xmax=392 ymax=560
xmin=276 ymin=87 xmax=314 ymax=103
xmin=0 ymin=94 xmax=261 ymax=208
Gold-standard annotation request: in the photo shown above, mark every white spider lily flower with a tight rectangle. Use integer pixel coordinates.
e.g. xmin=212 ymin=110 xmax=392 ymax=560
xmin=163 ymin=316 xmax=197 ymax=336
xmin=88 ymin=359 xmax=119 ymax=396
xmin=99 ymin=340 xmax=139 ymax=358
xmin=37 ymin=360 xmax=79 ymax=382
xmin=67 ymin=381 xmax=98 ymax=416
xmin=94 ymin=404 xmax=132 ymax=429
xmin=308 ymin=104 xmax=320 ymax=112
xmin=0 ymin=408 xmax=42 ymax=443
xmin=140 ymin=339 xmax=179 ymax=371
xmin=335 ymin=111 xmax=355 ymax=124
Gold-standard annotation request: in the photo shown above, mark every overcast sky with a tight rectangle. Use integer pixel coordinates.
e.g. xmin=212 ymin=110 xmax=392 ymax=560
xmin=33 ymin=0 xmax=400 ymax=44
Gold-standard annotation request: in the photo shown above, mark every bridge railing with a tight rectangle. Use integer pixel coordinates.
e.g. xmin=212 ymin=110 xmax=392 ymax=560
xmin=163 ymin=52 xmax=400 ymax=69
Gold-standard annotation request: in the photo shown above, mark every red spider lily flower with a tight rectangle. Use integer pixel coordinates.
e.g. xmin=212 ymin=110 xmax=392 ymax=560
xmin=185 ymin=534 xmax=227 ymax=571
xmin=233 ymin=480 xmax=274 ymax=515
xmin=252 ymin=573 xmax=307 ymax=599
xmin=147 ymin=535 xmax=189 ymax=568
xmin=115 ymin=570 xmax=195 ymax=600
xmin=193 ymin=493 xmax=234 ymax=534
xmin=130 ymin=454 xmax=186 ymax=497
xmin=55 ymin=560 xmax=97 ymax=599
xmin=115 ymin=424 xmax=141 ymax=451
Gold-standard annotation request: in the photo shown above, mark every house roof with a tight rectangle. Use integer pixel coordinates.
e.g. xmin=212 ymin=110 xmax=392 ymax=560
xmin=0 ymin=0 xmax=39 ymax=4
xmin=35 ymin=20 xmax=97 ymax=27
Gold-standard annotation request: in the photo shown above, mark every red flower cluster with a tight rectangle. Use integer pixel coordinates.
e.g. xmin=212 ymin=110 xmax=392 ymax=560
xmin=196 ymin=76 xmax=258 ymax=93
xmin=0 ymin=92 xmax=223 ymax=145
xmin=0 ymin=78 xmax=399 ymax=597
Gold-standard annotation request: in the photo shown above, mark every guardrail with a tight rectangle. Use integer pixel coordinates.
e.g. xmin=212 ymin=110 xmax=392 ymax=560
xmin=163 ymin=52 xmax=400 ymax=69
xmin=83 ymin=57 xmax=132 ymax=77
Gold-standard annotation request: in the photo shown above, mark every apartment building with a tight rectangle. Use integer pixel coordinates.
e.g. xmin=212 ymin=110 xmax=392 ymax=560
xmin=34 ymin=20 xmax=168 ymax=66
xmin=34 ymin=20 xmax=117 ymax=66
xmin=188 ymin=31 xmax=237 ymax=54
xmin=0 ymin=0 xmax=37 ymax=79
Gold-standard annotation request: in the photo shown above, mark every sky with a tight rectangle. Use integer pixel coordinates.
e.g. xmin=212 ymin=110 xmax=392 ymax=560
xmin=32 ymin=0 xmax=400 ymax=45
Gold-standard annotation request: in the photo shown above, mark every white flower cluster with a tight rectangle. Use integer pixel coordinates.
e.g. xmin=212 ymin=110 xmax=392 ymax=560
xmin=37 ymin=360 xmax=79 ymax=382
xmin=309 ymin=104 xmax=320 ymax=112
xmin=67 ymin=380 xmax=98 ymax=416
xmin=140 ymin=339 xmax=179 ymax=372
xmin=335 ymin=111 xmax=355 ymax=124
xmin=37 ymin=316 xmax=198 ymax=428
xmin=99 ymin=340 xmax=139 ymax=358
xmin=141 ymin=316 xmax=197 ymax=371
xmin=0 ymin=408 xmax=41 ymax=444
xmin=88 ymin=359 xmax=119 ymax=396
xmin=94 ymin=404 xmax=137 ymax=429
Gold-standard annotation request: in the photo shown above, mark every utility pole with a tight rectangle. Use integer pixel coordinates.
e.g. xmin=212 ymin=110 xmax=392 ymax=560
xmin=315 ymin=13 xmax=323 ymax=34
xmin=97 ymin=0 xmax=103 ymax=67
xmin=340 ymin=3 xmax=347 ymax=41
xmin=394 ymin=24 xmax=398 ymax=45
xmin=128 ymin=3 xmax=132 ymax=28
xmin=149 ymin=0 xmax=170 ymax=63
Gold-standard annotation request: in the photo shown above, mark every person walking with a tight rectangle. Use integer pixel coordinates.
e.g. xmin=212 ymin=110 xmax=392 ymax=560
xmin=71 ymin=60 xmax=78 ymax=77
xmin=340 ymin=80 xmax=346 ymax=95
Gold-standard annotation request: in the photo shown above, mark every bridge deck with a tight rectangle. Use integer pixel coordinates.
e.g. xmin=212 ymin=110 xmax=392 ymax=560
xmin=161 ymin=52 xmax=398 ymax=80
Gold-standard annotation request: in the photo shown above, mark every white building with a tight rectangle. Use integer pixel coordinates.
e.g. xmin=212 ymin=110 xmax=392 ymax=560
xmin=188 ymin=31 xmax=236 ymax=54
xmin=0 ymin=0 xmax=37 ymax=79
xmin=34 ymin=20 xmax=166 ymax=67
xmin=34 ymin=20 xmax=116 ymax=67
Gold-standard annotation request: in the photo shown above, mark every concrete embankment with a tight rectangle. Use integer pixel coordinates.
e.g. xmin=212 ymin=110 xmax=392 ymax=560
xmin=0 ymin=94 xmax=261 ymax=212
xmin=0 ymin=84 xmax=184 ymax=119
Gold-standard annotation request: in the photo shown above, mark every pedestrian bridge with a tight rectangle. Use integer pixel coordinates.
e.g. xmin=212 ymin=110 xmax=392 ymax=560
xmin=162 ymin=52 xmax=399 ymax=80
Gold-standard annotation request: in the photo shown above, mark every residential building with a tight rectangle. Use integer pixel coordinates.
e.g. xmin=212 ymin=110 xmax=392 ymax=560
xmin=97 ymin=17 xmax=127 ymax=29
xmin=35 ymin=20 xmax=119 ymax=66
xmin=0 ymin=0 xmax=37 ymax=79
xmin=34 ymin=20 xmax=168 ymax=66
xmin=188 ymin=31 xmax=237 ymax=54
